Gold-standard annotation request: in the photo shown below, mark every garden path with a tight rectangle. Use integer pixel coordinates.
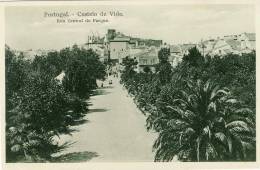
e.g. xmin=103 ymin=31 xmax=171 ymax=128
xmin=55 ymin=77 xmax=157 ymax=162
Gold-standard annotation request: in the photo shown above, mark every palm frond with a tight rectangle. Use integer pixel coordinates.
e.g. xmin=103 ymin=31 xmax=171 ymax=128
xmin=235 ymin=108 xmax=253 ymax=115
xmin=226 ymin=120 xmax=250 ymax=133
xmin=167 ymin=119 xmax=189 ymax=130
xmin=214 ymin=132 xmax=227 ymax=144
xmin=205 ymin=143 xmax=217 ymax=160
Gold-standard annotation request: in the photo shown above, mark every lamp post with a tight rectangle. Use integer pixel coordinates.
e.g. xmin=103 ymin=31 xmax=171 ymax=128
xmin=201 ymin=40 xmax=206 ymax=57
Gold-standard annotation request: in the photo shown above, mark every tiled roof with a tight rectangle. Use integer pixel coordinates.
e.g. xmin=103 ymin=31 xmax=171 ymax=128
xmin=223 ymin=49 xmax=232 ymax=54
xmin=180 ymin=44 xmax=196 ymax=52
xmin=87 ymin=37 xmax=104 ymax=44
xmin=225 ymin=39 xmax=241 ymax=51
xmin=169 ymin=45 xmax=182 ymax=53
xmin=245 ymin=33 xmax=256 ymax=41
xmin=134 ymin=47 xmax=158 ymax=59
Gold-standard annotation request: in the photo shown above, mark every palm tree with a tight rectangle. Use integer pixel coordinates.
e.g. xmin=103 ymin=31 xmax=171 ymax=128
xmin=152 ymin=80 xmax=255 ymax=161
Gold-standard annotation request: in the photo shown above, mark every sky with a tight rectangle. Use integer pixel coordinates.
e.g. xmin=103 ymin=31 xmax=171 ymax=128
xmin=5 ymin=4 xmax=255 ymax=50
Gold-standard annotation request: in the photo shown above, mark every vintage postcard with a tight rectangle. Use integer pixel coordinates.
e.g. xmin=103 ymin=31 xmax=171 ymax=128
xmin=0 ymin=0 xmax=259 ymax=170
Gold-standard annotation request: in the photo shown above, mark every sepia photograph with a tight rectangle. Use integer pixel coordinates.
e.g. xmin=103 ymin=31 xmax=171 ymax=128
xmin=3 ymin=1 xmax=257 ymax=165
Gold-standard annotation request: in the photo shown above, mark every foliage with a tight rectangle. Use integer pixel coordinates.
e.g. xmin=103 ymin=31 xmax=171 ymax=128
xmin=6 ymin=73 xmax=68 ymax=161
xmin=156 ymin=48 xmax=172 ymax=85
xmin=5 ymin=46 xmax=30 ymax=109
xmin=62 ymin=45 xmax=106 ymax=98
xmin=120 ymin=56 xmax=138 ymax=84
xmin=5 ymin=44 xmax=101 ymax=162
xmin=143 ymin=66 xmax=152 ymax=74
xmin=206 ymin=53 xmax=255 ymax=110
xmin=158 ymin=47 xmax=170 ymax=63
xmin=120 ymin=46 xmax=256 ymax=162
xmin=182 ymin=47 xmax=204 ymax=66
xmin=32 ymin=51 xmax=62 ymax=77
xmin=152 ymin=80 xmax=255 ymax=161
xmin=31 ymin=45 xmax=106 ymax=98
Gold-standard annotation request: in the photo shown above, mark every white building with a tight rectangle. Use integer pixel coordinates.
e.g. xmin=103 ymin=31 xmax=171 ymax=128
xmin=238 ymin=32 xmax=256 ymax=52
xmin=109 ymin=37 xmax=130 ymax=63
xmin=132 ymin=47 xmax=159 ymax=73
xmin=212 ymin=38 xmax=241 ymax=56
xmin=199 ymin=32 xmax=255 ymax=57
xmin=169 ymin=45 xmax=182 ymax=68
xmin=197 ymin=39 xmax=217 ymax=57
xmin=180 ymin=44 xmax=197 ymax=55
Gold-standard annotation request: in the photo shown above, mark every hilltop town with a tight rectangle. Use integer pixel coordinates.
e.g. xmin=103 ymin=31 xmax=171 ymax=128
xmin=17 ymin=29 xmax=255 ymax=73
